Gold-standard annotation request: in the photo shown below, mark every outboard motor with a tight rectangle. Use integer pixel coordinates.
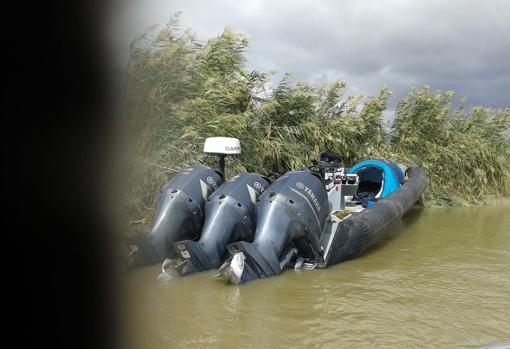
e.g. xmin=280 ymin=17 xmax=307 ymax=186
xmin=172 ymin=173 xmax=270 ymax=275
xmin=129 ymin=137 xmax=243 ymax=269
xmin=218 ymin=170 xmax=329 ymax=284
xmin=132 ymin=164 xmax=223 ymax=265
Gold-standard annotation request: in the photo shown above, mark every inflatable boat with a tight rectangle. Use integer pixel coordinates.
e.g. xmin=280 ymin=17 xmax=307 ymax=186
xmin=130 ymin=137 xmax=426 ymax=284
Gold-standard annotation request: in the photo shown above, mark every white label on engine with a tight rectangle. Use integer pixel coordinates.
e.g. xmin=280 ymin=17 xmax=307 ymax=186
xmin=246 ymin=184 xmax=258 ymax=205
xmin=199 ymin=179 xmax=210 ymax=201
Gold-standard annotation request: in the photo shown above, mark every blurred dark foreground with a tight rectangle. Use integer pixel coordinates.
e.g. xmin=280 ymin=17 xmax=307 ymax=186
xmin=5 ymin=1 xmax=118 ymax=348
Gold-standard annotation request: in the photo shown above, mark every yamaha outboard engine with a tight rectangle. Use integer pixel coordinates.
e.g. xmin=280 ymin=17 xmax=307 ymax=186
xmin=129 ymin=137 xmax=244 ymax=269
xmin=133 ymin=164 xmax=223 ymax=265
xmin=218 ymin=170 xmax=329 ymax=284
xmin=172 ymin=173 xmax=270 ymax=275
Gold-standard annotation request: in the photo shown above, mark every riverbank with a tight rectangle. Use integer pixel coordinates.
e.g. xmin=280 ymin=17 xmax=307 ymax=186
xmin=427 ymin=196 xmax=510 ymax=208
xmin=122 ymin=19 xmax=509 ymax=223
xmin=118 ymin=13 xmax=510 ymax=349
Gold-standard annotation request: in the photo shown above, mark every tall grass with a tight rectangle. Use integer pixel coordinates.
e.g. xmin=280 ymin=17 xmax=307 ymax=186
xmin=122 ymin=17 xmax=510 ymax=232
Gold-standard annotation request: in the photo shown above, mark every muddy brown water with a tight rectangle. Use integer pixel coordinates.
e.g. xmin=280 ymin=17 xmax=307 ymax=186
xmin=122 ymin=204 xmax=510 ymax=348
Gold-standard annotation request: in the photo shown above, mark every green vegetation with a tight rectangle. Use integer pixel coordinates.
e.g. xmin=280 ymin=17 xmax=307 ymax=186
xmin=122 ymin=16 xmax=510 ymax=229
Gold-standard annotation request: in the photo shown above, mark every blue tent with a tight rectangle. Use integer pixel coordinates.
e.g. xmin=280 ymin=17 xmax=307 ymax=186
xmin=347 ymin=159 xmax=404 ymax=199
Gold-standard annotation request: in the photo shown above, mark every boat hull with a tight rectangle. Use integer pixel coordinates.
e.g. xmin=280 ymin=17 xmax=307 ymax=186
xmin=325 ymin=166 xmax=427 ymax=266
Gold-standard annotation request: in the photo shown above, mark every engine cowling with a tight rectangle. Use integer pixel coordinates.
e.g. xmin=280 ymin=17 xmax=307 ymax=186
xmin=218 ymin=170 xmax=329 ymax=284
xmin=131 ymin=164 xmax=223 ymax=265
xmin=173 ymin=173 xmax=270 ymax=274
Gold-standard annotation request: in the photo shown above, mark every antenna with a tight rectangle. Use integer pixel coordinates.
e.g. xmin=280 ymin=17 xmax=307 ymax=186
xmin=203 ymin=137 xmax=241 ymax=174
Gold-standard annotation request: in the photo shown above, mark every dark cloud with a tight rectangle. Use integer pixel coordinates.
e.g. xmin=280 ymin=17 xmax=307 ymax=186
xmin=111 ymin=0 xmax=510 ymax=108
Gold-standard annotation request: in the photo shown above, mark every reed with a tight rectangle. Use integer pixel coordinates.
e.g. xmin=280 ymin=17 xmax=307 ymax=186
xmin=122 ymin=17 xmax=509 ymax=229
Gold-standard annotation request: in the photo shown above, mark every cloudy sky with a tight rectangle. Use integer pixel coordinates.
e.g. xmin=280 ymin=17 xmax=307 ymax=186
xmin=109 ymin=0 xmax=510 ymax=109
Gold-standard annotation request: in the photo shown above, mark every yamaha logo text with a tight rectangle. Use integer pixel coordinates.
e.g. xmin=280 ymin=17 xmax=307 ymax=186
xmin=295 ymin=182 xmax=321 ymax=211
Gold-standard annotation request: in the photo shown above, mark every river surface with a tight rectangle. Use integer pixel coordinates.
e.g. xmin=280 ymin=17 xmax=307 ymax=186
xmin=122 ymin=204 xmax=510 ymax=348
